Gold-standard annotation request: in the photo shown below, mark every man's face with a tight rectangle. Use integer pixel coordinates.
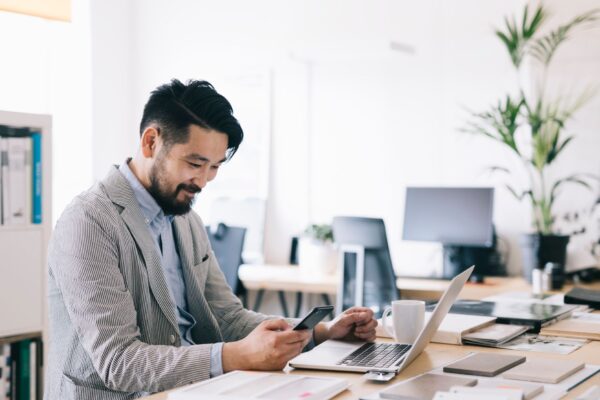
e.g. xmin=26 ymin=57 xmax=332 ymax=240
xmin=148 ymin=125 xmax=228 ymax=215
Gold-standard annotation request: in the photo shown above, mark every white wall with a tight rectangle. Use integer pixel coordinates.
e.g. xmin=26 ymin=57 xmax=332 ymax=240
xmin=89 ymin=0 xmax=138 ymax=180
xmin=0 ymin=1 xmax=93 ymax=224
xmin=88 ymin=0 xmax=600 ymax=276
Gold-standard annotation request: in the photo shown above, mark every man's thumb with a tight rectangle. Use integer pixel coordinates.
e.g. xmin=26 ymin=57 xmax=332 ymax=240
xmin=262 ymin=319 xmax=291 ymax=331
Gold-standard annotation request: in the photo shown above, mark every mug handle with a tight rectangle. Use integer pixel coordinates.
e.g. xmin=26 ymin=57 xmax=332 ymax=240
xmin=382 ymin=306 xmax=394 ymax=338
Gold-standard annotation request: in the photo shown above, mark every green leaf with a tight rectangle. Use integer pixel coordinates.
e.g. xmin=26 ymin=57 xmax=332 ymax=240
xmin=547 ymin=136 xmax=573 ymax=164
xmin=550 ymin=174 xmax=595 ymax=204
xmin=485 ymin=165 xmax=511 ymax=175
xmin=463 ymin=95 xmax=525 ymax=157
xmin=505 ymin=185 xmax=532 ymax=202
xmin=524 ymin=5 xmax=547 ymax=38
xmin=528 ymin=9 xmax=599 ymax=65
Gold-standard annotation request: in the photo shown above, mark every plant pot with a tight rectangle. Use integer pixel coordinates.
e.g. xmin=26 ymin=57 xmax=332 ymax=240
xmin=297 ymin=237 xmax=337 ymax=276
xmin=519 ymin=233 xmax=569 ymax=283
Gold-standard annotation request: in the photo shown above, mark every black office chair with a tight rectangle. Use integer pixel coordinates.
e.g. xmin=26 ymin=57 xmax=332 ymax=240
xmin=332 ymin=216 xmax=400 ymax=318
xmin=207 ymin=223 xmax=247 ymax=306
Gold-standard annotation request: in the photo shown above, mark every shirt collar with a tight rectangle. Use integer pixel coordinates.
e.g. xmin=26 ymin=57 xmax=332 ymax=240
xmin=119 ymin=159 xmax=173 ymax=225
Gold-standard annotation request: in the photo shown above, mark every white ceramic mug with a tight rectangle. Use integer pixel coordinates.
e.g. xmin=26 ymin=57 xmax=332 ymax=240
xmin=382 ymin=300 xmax=425 ymax=344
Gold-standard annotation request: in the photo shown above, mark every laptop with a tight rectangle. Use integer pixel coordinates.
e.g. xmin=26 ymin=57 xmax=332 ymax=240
xmin=428 ymin=299 xmax=576 ymax=332
xmin=289 ymin=266 xmax=474 ymax=374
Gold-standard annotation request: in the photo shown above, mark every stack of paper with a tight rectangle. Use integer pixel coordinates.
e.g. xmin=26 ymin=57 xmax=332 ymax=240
xmin=540 ymin=312 xmax=600 ymax=341
xmin=378 ymin=373 xmax=477 ymax=400
xmin=462 ymin=324 xmax=530 ymax=347
xmin=502 ymin=359 xmax=585 ymax=384
xmin=168 ymin=371 xmax=349 ymax=400
xmin=434 ymin=386 xmax=523 ymax=400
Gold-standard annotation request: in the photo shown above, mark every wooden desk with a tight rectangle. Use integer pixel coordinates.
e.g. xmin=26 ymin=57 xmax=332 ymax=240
xmin=238 ymin=264 xmax=529 ymax=300
xmin=138 ymin=273 xmax=600 ymax=400
xmin=139 ymin=340 xmax=600 ymax=399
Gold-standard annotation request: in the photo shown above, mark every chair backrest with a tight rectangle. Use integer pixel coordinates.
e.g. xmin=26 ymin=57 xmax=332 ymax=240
xmin=208 ymin=197 xmax=266 ymax=264
xmin=207 ymin=223 xmax=247 ymax=294
xmin=332 ymin=216 xmax=399 ymax=318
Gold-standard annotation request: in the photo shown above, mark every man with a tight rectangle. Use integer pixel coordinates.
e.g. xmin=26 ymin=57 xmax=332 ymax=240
xmin=45 ymin=79 xmax=377 ymax=400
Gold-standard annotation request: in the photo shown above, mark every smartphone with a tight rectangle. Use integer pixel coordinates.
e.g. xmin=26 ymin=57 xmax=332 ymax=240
xmin=293 ymin=305 xmax=334 ymax=330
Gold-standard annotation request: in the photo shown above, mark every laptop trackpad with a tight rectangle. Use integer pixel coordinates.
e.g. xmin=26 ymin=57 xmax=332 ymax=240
xmin=291 ymin=340 xmax=361 ymax=365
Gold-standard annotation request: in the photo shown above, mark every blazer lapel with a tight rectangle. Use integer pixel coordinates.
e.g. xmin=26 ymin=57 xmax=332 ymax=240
xmin=173 ymin=217 xmax=223 ymax=343
xmin=101 ymin=166 xmax=179 ymax=335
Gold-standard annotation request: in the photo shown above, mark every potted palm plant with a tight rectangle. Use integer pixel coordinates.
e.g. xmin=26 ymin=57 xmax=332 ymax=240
xmin=464 ymin=4 xmax=599 ymax=281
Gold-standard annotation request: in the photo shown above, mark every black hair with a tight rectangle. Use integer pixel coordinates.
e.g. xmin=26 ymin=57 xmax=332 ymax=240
xmin=140 ymin=79 xmax=243 ymax=159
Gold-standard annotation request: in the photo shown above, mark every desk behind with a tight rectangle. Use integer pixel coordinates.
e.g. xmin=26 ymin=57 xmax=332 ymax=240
xmin=237 ymin=264 xmax=530 ymax=300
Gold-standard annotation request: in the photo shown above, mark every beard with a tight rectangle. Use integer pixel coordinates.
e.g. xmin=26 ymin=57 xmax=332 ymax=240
xmin=147 ymin=155 xmax=202 ymax=216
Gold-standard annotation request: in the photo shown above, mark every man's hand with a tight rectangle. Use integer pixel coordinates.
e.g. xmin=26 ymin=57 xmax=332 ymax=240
xmin=314 ymin=307 xmax=377 ymax=345
xmin=222 ymin=319 xmax=312 ymax=372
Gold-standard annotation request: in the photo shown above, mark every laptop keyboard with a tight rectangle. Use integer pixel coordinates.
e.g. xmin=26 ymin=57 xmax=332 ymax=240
xmin=336 ymin=342 xmax=411 ymax=368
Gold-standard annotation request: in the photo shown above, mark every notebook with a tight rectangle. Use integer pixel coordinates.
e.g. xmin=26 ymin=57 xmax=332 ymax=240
xmin=167 ymin=370 xmax=350 ymax=400
xmin=446 ymin=386 xmax=523 ymax=400
xmin=443 ymin=353 xmax=526 ymax=377
xmin=564 ymin=287 xmax=600 ymax=309
xmin=427 ymin=300 xmax=576 ymax=332
xmin=462 ymin=324 xmax=530 ymax=347
xmin=502 ymin=359 xmax=585 ymax=384
xmin=540 ymin=313 xmax=600 ymax=340
xmin=379 ymin=373 xmax=477 ymax=400
xmin=474 ymin=379 xmax=544 ymax=400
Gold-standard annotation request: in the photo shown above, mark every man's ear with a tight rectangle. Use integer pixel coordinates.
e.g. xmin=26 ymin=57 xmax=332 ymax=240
xmin=140 ymin=127 xmax=160 ymax=158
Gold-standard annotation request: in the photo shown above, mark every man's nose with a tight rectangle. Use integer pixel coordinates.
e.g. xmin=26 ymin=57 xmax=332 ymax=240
xmin=192 ymin=168 xmax=209 ymax=188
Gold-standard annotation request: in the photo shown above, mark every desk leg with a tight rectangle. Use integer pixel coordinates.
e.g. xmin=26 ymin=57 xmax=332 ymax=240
xmin=278 ymin=291 xmax=289 ymax=317
xmin=294 ymin=292 xmax=303 ymax=318
xmin=253 ymin=289 xmax=265 ymax=312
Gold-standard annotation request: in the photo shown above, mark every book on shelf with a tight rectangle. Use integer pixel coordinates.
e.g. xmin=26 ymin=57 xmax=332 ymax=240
xmin=1 ymin=343 xmax=11 ymax=400
xmin=0 ymin=124 xmax=43 ymax=226
xmin=0 ymin=338 xmax=42 ymax=400
xmin=6 ymin=129 xmax=29 ymax=225
xmin=0 ymin=131 xmax=8 ymax=225
xmin=31 ymin=132 xmax=42 ymax=224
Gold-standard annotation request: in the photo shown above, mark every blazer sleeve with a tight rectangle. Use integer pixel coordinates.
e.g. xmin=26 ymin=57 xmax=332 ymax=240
xmin=202 ymin=250 xmax=273 ymax=341
xmin=49 ymin=202 xmax=213 ymax=393
xmin=190 ymin=215 xmax=273 ymax=341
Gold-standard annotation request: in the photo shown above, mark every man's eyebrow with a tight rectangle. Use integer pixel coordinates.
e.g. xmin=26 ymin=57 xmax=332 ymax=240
xmin=185 ymin=153 xmax=227 ymax=164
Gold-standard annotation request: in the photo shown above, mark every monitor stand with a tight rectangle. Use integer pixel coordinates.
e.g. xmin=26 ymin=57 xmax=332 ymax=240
xmin=442 ymin=244 xmax=505 ymax=283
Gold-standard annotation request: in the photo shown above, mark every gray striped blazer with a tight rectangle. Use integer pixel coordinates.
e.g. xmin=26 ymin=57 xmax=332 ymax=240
xmin=44 ymin=165 xmax=269 ymax=400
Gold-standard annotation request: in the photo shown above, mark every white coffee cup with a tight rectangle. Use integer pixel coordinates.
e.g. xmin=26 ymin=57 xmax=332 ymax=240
xmin=382 ymin=300 xmax=425 ymax=344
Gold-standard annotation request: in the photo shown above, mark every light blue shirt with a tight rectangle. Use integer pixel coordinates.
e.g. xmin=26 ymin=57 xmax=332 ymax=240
xmin=119 ymin=161 xmax=223 ymax=377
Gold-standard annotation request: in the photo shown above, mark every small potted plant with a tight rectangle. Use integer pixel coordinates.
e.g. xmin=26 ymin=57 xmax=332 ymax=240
xmin=464 ymin=4 xmax=599 ymax=281
xmin=297 ymin=223 xmax=337 ymax=276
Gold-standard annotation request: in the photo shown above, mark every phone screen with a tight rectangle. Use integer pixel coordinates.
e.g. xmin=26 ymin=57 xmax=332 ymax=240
xmin=293 ymin=305 xmax=334 ymax=330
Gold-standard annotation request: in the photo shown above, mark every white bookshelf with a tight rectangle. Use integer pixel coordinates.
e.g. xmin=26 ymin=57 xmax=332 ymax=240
xmin=0 ymin=110 xmax=52 ymax=341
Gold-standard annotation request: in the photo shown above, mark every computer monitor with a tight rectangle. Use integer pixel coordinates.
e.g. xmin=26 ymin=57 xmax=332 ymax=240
xmin=402 ymin=187 xmax=504 ymax=280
